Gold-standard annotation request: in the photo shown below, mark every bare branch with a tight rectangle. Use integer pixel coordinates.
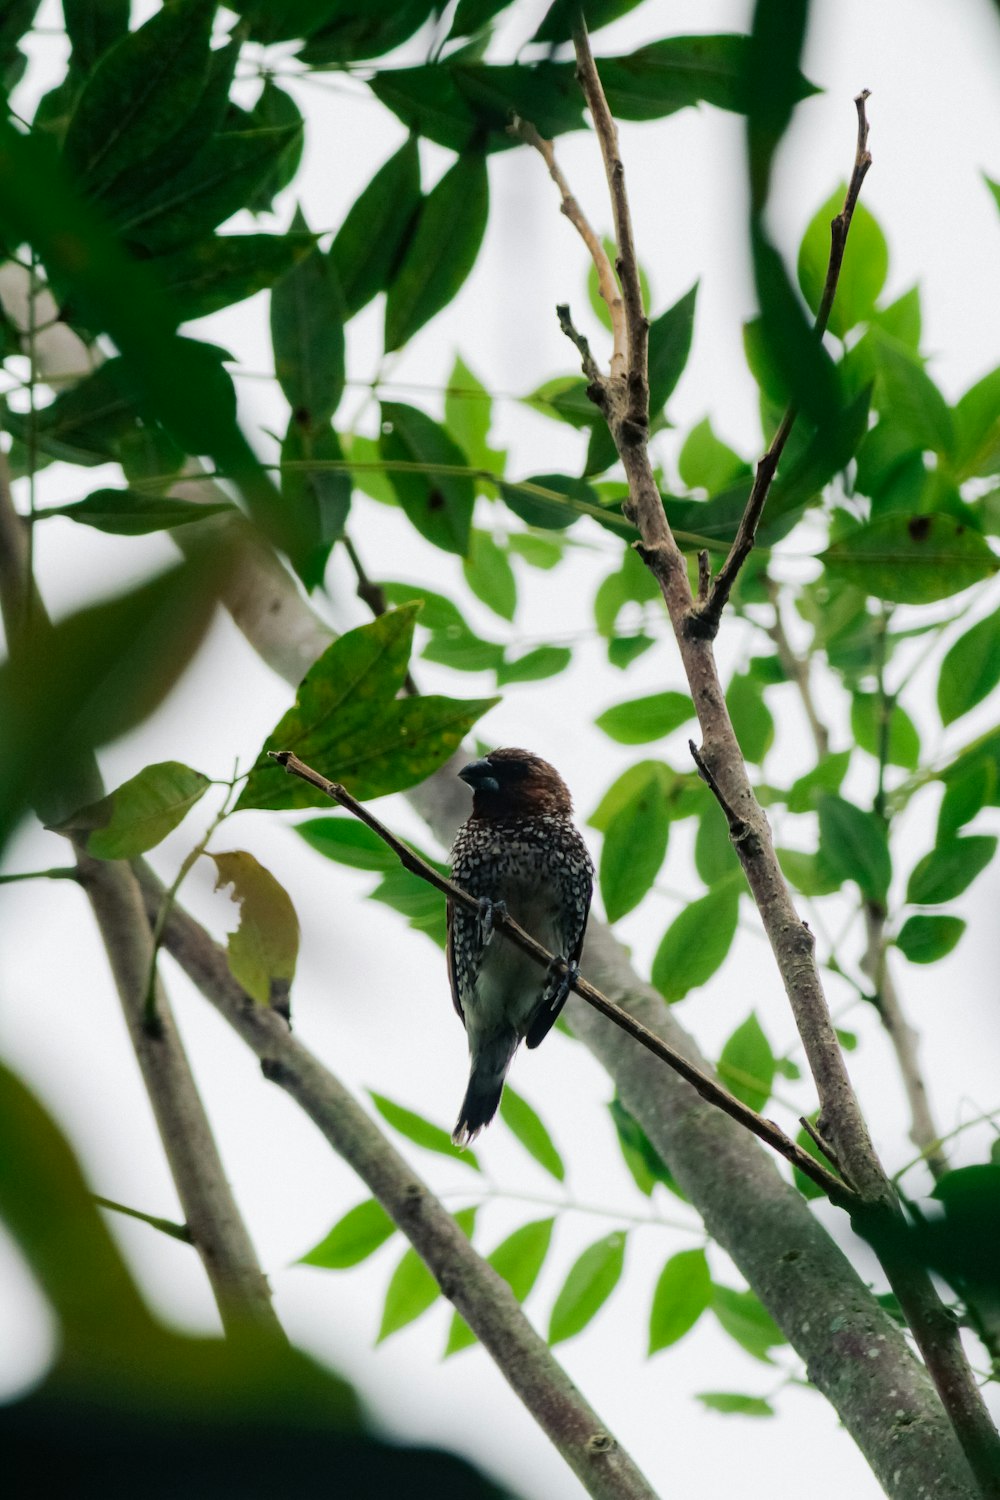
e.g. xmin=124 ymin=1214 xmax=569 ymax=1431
xmin=269 ymin=751 xmax=856 ymax=1207
xmin=134 ymin=865 xmax=657 ymax=1500
xmin=765 ymin=575 xmax=831 ymax=759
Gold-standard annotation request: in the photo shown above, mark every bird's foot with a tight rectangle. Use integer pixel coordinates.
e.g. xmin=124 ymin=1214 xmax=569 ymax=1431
xmin=546 ymin=955 xmax=580 ymax=1011
xmin=476 ymin=896 xmax=508 ymax=948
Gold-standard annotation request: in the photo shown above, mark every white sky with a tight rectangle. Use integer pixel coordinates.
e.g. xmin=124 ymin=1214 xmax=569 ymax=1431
xmin=3 ymin=3 xmax=1000 ymax=1498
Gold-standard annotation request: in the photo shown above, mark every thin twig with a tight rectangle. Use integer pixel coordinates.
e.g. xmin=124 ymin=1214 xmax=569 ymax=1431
xmin=341 ymin=532 xmax=418 ymax=693
xmin=764 ymin=576 xmax=830 ymax=758
xmin=268 ymin=750 xmax=857 ymax=1208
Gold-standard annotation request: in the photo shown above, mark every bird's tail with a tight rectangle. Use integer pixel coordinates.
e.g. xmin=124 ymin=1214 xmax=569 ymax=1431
xmin=452 ymin=1031 xmax=517 ymax=1148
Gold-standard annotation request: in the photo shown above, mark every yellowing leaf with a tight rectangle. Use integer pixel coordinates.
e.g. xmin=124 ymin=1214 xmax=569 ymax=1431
xmin=211 ymin=850 xmax=299 ymax=1007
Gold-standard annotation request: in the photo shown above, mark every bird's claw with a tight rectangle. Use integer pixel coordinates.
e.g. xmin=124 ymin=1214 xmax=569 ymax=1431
xmin=477 ymin=896 xmax=508 ymax=947
xmin=546 ymin=956 xmax=579 ymax=1010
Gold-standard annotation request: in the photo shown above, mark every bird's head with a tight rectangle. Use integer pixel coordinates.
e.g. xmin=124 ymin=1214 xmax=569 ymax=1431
xmin=459 ymin=747 xmax=572 ymax=820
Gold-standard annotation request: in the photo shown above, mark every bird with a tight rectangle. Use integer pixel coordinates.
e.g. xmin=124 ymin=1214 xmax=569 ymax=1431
xmin=447 ymin=748 xmax=594 ymax=1147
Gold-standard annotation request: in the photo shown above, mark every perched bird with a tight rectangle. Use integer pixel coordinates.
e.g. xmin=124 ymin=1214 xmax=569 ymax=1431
xmin=447 ymin=748 xmax=594 ymax=1147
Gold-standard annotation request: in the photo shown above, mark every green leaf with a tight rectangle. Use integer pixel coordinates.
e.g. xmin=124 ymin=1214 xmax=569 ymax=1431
xmin=648 ymin=1248 xmax=711 ymax=1354
xmin=370 ymin=862 xmax=449 ymax=948
xmin=445 ymin=354 xmax=505 ymax=475
xmin=299 ymin=1199 xmax=396 ymax=1268
xmin=651 ymin=878 xmax=741 ymax=1003
xmin=938 ymin=761 xmax=995 ymax=842
xmin=271 ymin=211 xmax=345 ymax=428
xmin=872 ymin=333 xmax=953 ymax=457
xmin=587 ymin=235 xmax=650 ymax=333
xmin=54 ymin=488 xmax=231 ymax=535
xmin=210 ymin=850 xmax=299 ymax=1007
xmin=295 ymin=815 xmax=397 ymax=871
xmin=696 ymin=1392 xmax=775 ymax=1418
xmin=817 ymin=796 xmax=891 ymax=902
xmin=717 ymin=1012 xmax=775 ymax=1112
xmin=792 ymin=1117 xmax=828 ymax=1200
xmin=590 ymin=762 xmax=683 ymax=833
xmin=63 ymin=0 xmax=215 ymax=196
xmin=785 ymin=751 xmax=851 ymax=813
xmin=599 ymin=763 xmax=670 ymax=922
xmin=236 ymin=609 xmax=497 ymax=809
xmin=446 ymin=1217 xmax=554 ymax=1355
xmin=873 ymin=285 xmax=921 ymax=351
xmin=380 ymin=402 xmax=475 ymax=555
xmin=507 ymin=534 xmax=563 ymax=570
xmin=279 ymin=418 xmax=351 ymax=588
xmin=301 ymin=1 xmax=437 ymax=66
xmin=369 ymin=1093 xmax=480 ymax=1171
xmin=750 ymin=223 xmax=841 ymax=429
xmin=500 ymin=1088 xmax=565 ymax=1181
xmin=678 ymin=418 xmax=750 ymax=493
xmin=905 ymin=836 xmax=997 ymax=905
xmin=607 ymin=1097 xmax=682 ymax=1198
xmin=938 ymin=613 xmax=1000 ymax=726
xmin=711 ymin=1283 xmax=785 ymax=1363
xmin=496 ymin=645 xmax=571 ymax=685
xmin=385 ymin=153 xmax=489 ymax=352
xmin=242 ymin=79 xmax=304 ymax=214
xmin=463 ymin=531 xmax=517 ymax=621
xmin=595 ymin=691 xmax=692 ymax=745
xmin=896 ymin=914 xmax=966 ymax=965
xmin=378 ymin=1206 xmax=476 ymax=1342
xmin=599 ymin=34 xmax=817 ymax=120
xmin=330 ymin=137 xmax=422 ymax=319
xmin=823 ymin=514 xmax=998 ymax=604
xmin=797 ymin=186 xmax=888 ymax=338
xmin=777 ymin=846 xmax=842 ymax=898
xmin=647 ymin=283 xmax=698 ymax=418
xmin=954 ymin=366 xmax=1000 ymax=481
xmin=501 ymin=472 xmax=599 ymax=532
xmin=53 ymin=761 xmax=210 ymax=860
xmin=63 ymin=0 xmax=130 ymax=75
xmin=548 ymin=1231 xmax=627 ymax=1345
xmin=154 ymin=231 xmax=317 ymax=322
xmin=726 ymin=673 xmax=774 ymax=764
xmin=694 ymin=802 xmax=737 ymax=885
xmin=851 ymin=693 xmax=920 ymax=770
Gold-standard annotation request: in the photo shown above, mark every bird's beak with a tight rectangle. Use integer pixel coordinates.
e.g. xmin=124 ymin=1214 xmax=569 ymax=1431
xmin=459 ymin=758 xmax=500 ymax=794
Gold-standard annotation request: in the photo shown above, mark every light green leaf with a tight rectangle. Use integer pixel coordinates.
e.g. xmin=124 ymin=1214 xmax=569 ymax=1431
xmin=717 ymin=1012 xmax=775 ymax=1112
xmin=52 ymin=760 xmax=210 ymax=859
xmin=873 ymin=285 xmax=921 ymax=351
xmin=937 ymin=761 xmax=995 ymax=842
xmin=797 ymin=186 xmax=888 ymax=338
xmin=210 ymin=850 xmax=299 ymax=1007
xmin=711 ymin=1283 xmax=785 ymax=1363
xmin=385 ymin=153 xmax=489 ymax=352
xmin=599 ymin=763 xmax=670 ymax=922
xmin=896 ymin=915 xmax=966 ymax=965
xmin=818 ymin=796 xmax=891 ymax=902
xmin=777 ymin=847 xmax=842 ymax=898
xmin=507 ymin=534 xmax=563 ymax=570
xmin=463 ymin=531 xmax=517 ymax=621
xmin=726 ymin=673 xmax=774 ymax=764
xmin=851 ymin=693 xmax=920 ymax=770
xmin=785 ymin=751 xmax=851 ymax=813
xmin=693 ymin=801 xmax=737 ymax=885
xmin=648 ymin=1248 xmax=711 ymax=1354
xmin=905 ymin=836 xmax=997 ymax=906
xmin=954 ymin=366 xmax=1000 ymax=481
xmin=608 ymin=1098 xmax=683 ymax=1198
xmin=548 ymin=1231 xmax=627 ymax=1346
xmin=496 ymin=645 xmax=571 ymax=684
xmin=872 ymin=334 xmax=953 ymax=457
xmin=500 ymin=1087 xmax=565 ymax=1181
xmin=938 ymin=613 xmax=1000 ymax=726
xmin=678 ymin=417 xmax=750 ymax=493
xmin=696 ymin=1392 xmax=775 ymax=1417
xmin=369 ymin=1092 xmax=480 ymax=1172
xmin=824 ymin=516 xmax=997 ymax=604
xmin=446 ymin=1217 xmax=554 ymax=1355
xmin=595 ymin=691 xmax=692 ymax=745
xmin=299 ymin=1199 xmax=396 ymax=1268
xmin=378 ymin=1206 xmax=476 ymax=1341
xmin=651 ymin=878 xmax=740 ymax=1002
xmin=445 ymin=353 xmax=505 ymax=474
xmin=380 ymin=402 xmax=475 ymax=556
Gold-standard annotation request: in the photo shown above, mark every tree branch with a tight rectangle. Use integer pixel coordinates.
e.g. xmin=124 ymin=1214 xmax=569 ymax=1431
xmin=270 ymin=751 xmax=855 ymax=1206
xmin=132 ymin=865 xmax=657 ymax=1500
xmin=0 ymin=451 xmax=282 ymax=1343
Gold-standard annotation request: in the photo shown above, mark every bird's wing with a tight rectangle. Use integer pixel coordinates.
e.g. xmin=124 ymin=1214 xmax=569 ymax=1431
xmin=446 ymin=898 xmax=466 ymax=1027
xmin=524 ymin=877 xmax=592 ymax=1050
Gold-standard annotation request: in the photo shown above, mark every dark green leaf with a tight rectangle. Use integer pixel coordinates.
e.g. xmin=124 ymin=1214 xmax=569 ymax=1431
xmin=63 ymin=0 xmax=215 ymax=196
xmin=210 ymin=851 xmax=299 ymax=1007
xmin=496 ymin=646 xmax=571 ymax=685
xmin=299 ymin=1199 xmax=396 ymax=1268
xmin=851 ymin=693 xmax=920 ymax=771
xmin=647 ymin=283 xmax=697 ymax=418
xmin=53 ymin=761 xmax=210 ymax=859
xmin=463 ymin=531 xmax=517 ymax=621
xmin=872 ymin=333 xmax=953 ymax=457
xmin=500 ymin=1088 xmax=565 ymax=1181
xmin=896 ymin=914 xmax=965 ymax=965
xmin=155 ymin=232 xmax=316 ymax=322
xmin=954 ymin=366 xmax=1000 ymax=481
xmin=385 ymin=154 xmax=488 ymax=352
xmin=905 ymin=836 xmax=997 ymax=906
xmin=242 ymin=79 xmax=304 ymax=214
xmin=501 ymin=472 xmax=601 ymax=532
xmin=678 ymin=418 xmax=750 ymax=493
xmin=370 ymin=861 xmax=449 ymax=948
xmin=797 ymin=186 xmax=888 ymax=338
xmin=548 ymin=1231 xmax=626 ymax=1345
xmin=607 ymin=1098 xmax=683 ymax=1198
xmin=937 ymin=761 xmax=994 ymax=842
xmin=938 ymin=613 xmax=1000 ymax=726
xmin=450 ymin=0 xmax=512 ymax=38
xmin=818 ymin=796 xmax=891 ymax=902
xmin=785 ymin=751 xmax=851 ymax=813
xmin=271 ymin=211 xmax=344 ymax=427
xmin=370 ymin=1093 xmax=480 ymax=1171
xmin=648 ymin=1248 xmax=710 ymax=1354
xmin=595 ymin=691 xmax=692 ymax=745
xmin=280 ymin=418 xmax=351 ymax=588
xmin=295 ymin=815 xmax=397 ymax=872
xmin=300 ymin=0 xmax=436 ymax=66
xmin=697 ymin=1392 xmax=775 ymax=1417
xmin=236 ymin=608 xmax=497 ymax=808
xmin=445 ymin=1217 xmax=554 ymax=1355
xmin=599 ymin=763 xmax=670 ymax=922
xmin=751 ymin=222 xmax=841 ymax=428
xmin=330 ymin=137 xmax=422 ymax=319
xmin=599 ymin=34 xmax=816 ymax=121
xmin=380 ymin=402 xmax=475 ymax=556
xmin=717 ymin=1012 xmax=775 ymax=1112
xmin=55 ymin=488 xmax=231 ymax=535
xmin=378 ymin=1206 xmax=476 ymax=1342
xmin=63 ymin=0 xmax=130 ymax=75
xmin=532 ymin=0 xmax=645 ymax=43
xmin=711 ymin=1283 xmax=785 ymax=1362
xmin=823 ymin=515 xmax=998 ymax=603
xmin=651 ymin=878 xmax=741 ymax=1002
xmin=424 ymin=627 xmax=505 ymax=674
xmin=694 ymin=801 xmax=738 ymax=886
xmin=607 ymin=633 xmax=655 ymax=669
xmin=726 ymin=673 xmax=774 ymax=764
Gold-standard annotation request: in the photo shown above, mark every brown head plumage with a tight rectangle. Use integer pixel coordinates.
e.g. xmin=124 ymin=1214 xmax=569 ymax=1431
xmin=458 ymin=747 xmax=573 ymax=822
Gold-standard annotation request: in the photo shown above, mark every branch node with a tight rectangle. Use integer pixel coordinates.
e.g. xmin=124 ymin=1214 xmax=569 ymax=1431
xmin=555 ymin=302 xmax=604 ymax=387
